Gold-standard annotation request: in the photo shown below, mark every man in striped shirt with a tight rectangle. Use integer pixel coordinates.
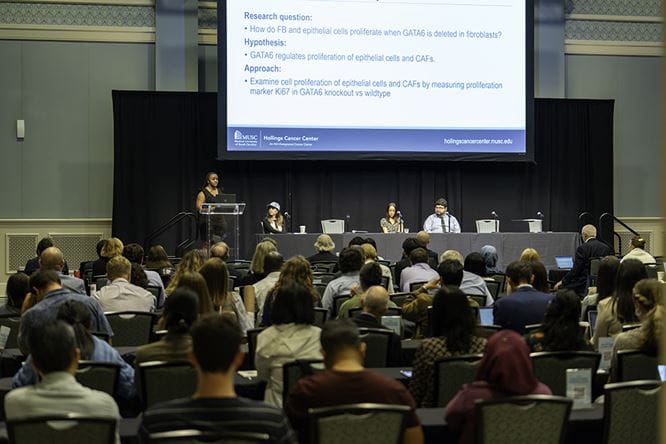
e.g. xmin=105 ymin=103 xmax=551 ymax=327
xmin=139 ymin=314 xmax=296 ymax=443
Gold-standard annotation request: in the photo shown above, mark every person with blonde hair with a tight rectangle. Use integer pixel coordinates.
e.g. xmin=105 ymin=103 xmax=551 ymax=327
xmin=361 ymin=243 xmax=393 ymax=291
xmin=519 ymin=248 xmax=540 ymax=262
xmin=307 ymin=234 xmax=338 ymax=264
xmin=237 ymin=241 xmax=278 ymax=287
xmin=199 ymin=258 xmax=253 ymax=335
xmin=92 ymin=237 xmax=124 ymax=276
xmin=165 ymin=250 xmax=206 ymax=295
xmin=176 ymin=271 xmax=213 ymax=315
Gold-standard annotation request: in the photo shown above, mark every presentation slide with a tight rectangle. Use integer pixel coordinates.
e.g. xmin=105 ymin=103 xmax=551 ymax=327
xmin=221 ymin=0 xmax=531 ymax=160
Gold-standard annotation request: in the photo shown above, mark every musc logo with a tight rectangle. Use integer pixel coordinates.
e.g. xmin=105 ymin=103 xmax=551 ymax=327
xmin=234 ymin=130 xmax=258 ymax=141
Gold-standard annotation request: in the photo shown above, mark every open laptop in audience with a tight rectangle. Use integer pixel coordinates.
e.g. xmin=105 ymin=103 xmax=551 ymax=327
xmin=555 ymin=256 xmax=574 ymax=270
xmin=479 ymin=307 xmax=494 ymax=326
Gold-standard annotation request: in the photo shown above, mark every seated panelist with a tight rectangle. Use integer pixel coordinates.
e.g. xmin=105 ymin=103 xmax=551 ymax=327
xmin=423 ymin=198 xmax=461 ymax=233
xmin=261 ymin=201 xmax=284 ymax=234
xmin=380 ymin=202 xmax=403 ymax=233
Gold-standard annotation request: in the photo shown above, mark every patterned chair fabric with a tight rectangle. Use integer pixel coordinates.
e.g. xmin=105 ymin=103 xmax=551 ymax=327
xmin=139 ymin=361 xmax=197 ymax=409
xmin=616 ymin=350 xmax=659 ymax=382
xmin=530 ymin=352 xmax=601 ymax=396
xmin=104 ymin=311 xmax=157 ymax=347
xmin=7 ymin=415 xmax=116 ymax=444
xmin=434 ymin=354 xmax=483 ymax=407
xmin=603 ymin=380 xmax=661 ymax=444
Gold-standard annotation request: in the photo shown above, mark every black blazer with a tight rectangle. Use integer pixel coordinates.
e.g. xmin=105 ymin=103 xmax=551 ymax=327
xmin=562 ymin=238 xmax=614 ymax=295
xmin=493 ymin=287 xmax=553 ymax=334
xmin=307 ymin=251 xmax=338 ymax=264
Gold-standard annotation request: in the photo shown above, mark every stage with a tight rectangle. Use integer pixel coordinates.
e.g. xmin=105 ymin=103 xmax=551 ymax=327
xmin=254 ymin=232 xmax=581 ymax=269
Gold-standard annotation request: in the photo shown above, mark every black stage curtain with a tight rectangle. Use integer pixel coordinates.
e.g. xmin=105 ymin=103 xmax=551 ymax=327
xmin=112 ymin=92 xmax=614 ymax=258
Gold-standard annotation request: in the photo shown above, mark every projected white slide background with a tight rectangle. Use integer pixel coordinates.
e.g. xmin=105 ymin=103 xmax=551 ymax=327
xmin=226 ymin=0 xmax=526 ymax=154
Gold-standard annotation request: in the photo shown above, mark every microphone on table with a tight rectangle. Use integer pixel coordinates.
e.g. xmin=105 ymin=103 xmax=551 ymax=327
xmin=345 ymin=214 xmax=351 ymax=233
xmin=491 ymin=211 xmax=499 ymax=219
xmin=537 ymin=211 xmax=545 ymax=219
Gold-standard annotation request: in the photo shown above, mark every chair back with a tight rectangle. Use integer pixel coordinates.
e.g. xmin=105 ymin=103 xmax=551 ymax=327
xmin=409 ymin=281 xmax=427 ymax=292
xmin=139 ymin=361 xmax=197 ymax=408
xmin=348 ymin=307 xmax=402 ymax=319
xmin=616 ymin=350 xmax=659 ymax=382
xmin=358 ymin=328 xmax=392 ymax=367
xmin=530 ymin=351 xmax=601 ymax=396
xmin=476 ymin=395 xmax=572 ymax=444
xmin=490 ymin=274 xmax=506 ymax=293
xmin=146 ymin=285 xmax=161 ymax=299
xmin=148 ymin=430 xmax=270 ymax=443
xmin=75 ymin=361 xmax=120 ymax=395
xmin=312 ymin=273 xmax=336 ymax=285
xmin=475 ymin=325 xmax=501 ymax=339
xmin=483 ymin=280 xmax=501 ymax=300
xmin=466 ymin=294 xmax=487 ymax=307
xmin=313 ymin=308 xmax=328 ymax=328
xmin=433 ymin=354 xmax=483 ymax=407
xmin=603 ymin=380 xmax=661 ymax=444
xmin=311 ymin=262 xmax=337 ymax=273
xmin=332 ymin=294 xmax=352 ymax=318
xmin=380 ymin=276 xmax=390 ymax=290
xmin=321 ymin=219 xmax=345 ymax=234
xmin=525 ymin=323 xmax=542 ymax=333
xmin=282 ymin=359 xmax=325 ymax=406
xmin=94 ymin=275 xmax=108 ymax=289
xmin=105 ymin=311 xmax=157 ymax=346
xmin=0 ymin=314 xmax=21 ymax=349
xmin=622 ymin=323 xmax=641 ymax=332
xmin=309 ymin=403 xmax=410 ymax=444
xmin=246 ymin=328 xmax=265 ymax=370
xmin=644 ymin=264 xmax=658 ymax=279
xmin=314 ymin=284 xmax=328 ymax=298
xmin=389 ymin=292 xmax=411 ymax=307
xmin=7 ymin=415 xmax=116 ymax=444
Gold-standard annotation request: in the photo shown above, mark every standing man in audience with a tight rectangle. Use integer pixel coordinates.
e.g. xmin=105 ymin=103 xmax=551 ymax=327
xmin=423 ymin=198 xmax=461 ymax=233
xmin=440 ymin=250 xmax=493 ymax=306
xmin=494 ymin=261 xmax=553 ymax=334
xmin=5 ymin=320 xmax=120 ymax=438
xmin=139 ymin=314 xmax=296 ymax=443
xmin=621 ymin=235 xmax=656 ymax=264
xmin=123 ymin=243 xmax=166 ymax=308
xmin=285 ymin=319 xmax=423 ymax=444
xmin=19 ymin=270 xmax=113 ymax=354
xmin=93 ymin=256 xmax=156 ymax=312
xmin=321 ymin=247 xmax=364 ymax=316
xmin=555 ymin=224 xmax=613 ymax=295
xmin=400 ymin=248 xmax=440 ymax=292
xmin=253 ymin=252 xmax=284 ymax=320
xmin=39 ymin=247 xmax=86 ymax=295
xmin=416 ymin=231 xmax=438 ymax=267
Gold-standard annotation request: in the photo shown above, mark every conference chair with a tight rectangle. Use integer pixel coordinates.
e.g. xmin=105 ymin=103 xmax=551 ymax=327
xmin=490 ymin=274 xmax=507 ymax=293
xmin=139 ymin=360 xmax=197 ymax=409
xmin=358 ymin=328 xmax=393 ymax=367
xmin=309 ymin=403 xmax=410 ymax=444
xmin=0 ymin=314 xmax=21 ymax=349
xmin=525 ymin=323 xmax=543 ymax=333
xmin=313 ymin=307 xmax=328 ymax=328
xmin=409 ymin=282 xmax=428 ymax=292
xmin=104 ymin=311 xmax=158 ymax=346
xmin=602 ymin=380 xmax=661 ymax=444
xmin=466 ymin=294 xmax=487 ymax=307
xmin=314 ymin=283 xmax=328 ymax=298
xmin=332 ymin=294 xmax=352 ymax=318
xmin=378 ymin=260 xmax=391 ymax=267
xmin=311 ymin=262 xmax=337 ymax=273
xmin=475 ymin=325 xmax=501 ymax=339
xmin=348 ymin=307 xmax=402 ymax=319
xmin=622 ymin=323 xmax=642 ymax=332
xmin=433 ymin=354 xmax=483 ymax=407
xmin=644 ymin=263 xmax=658 ymax=279
xmin=312 ymin=273 xmax=336 ymax=285
xmin=246 ymin=328 xmax=265 ymax=370
xmin=483 ymin=280 xmax=501 ymax=300
xmin=146 ymin=285 xmax=161 ymax=299
xmin=282 ymin=359 xmax=325 ymax=406
xmin=75 ymin=361 xmax=120 ymax=396
xmin=530 ymin=351 xmax=601 ymax=396
xmin=321 ymin=219 xmax=345 ymax=234
xmin=389 ymin=292 xmax=411 ymax=307
xmin=7 ymin=415 xmax=117 ymax=444
xmin=93 ymin=275 xmax=108 ymax=289
xmin=380 ymin=276 xmax=390 ymax=290
xmin=476 ymin=395 xmax=572 ymax=444
xmin=615 ymin=350 xmax=659 ymax=382
xmin=149 ymin=430 xmax=270 ymax=443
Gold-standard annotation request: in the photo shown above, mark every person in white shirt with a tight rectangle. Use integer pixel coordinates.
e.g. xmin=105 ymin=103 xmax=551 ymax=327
xmin=122 ymin=243 xmax=167 ymax=308
xmin=93 ymin=256 xmax=155 ymax=312
xmin=621 ymin=235 xmax=656 ymax=264
xmin=440 ymin=250 xmax=494 ymax=306
xmin=422 ymin=198 xmax=461 ymax=233
xmin=5 ymin=320 xmax=120 ymax=443
xmin=253 ymin=252 xmax=284 ymax=320
xmin=401 ymin=248 xmax=439 ymax=292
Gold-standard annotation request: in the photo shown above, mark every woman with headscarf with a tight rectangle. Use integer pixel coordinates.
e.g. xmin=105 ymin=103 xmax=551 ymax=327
xmin=444 ymin=330 xmax=552 ymax=444
xmin=480 ymin=245 xmax=501 ymax=275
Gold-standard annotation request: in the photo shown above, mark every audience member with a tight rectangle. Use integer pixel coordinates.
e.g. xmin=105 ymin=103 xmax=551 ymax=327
xmin=145 ymin=245 xmax=175 ymax=286
xmin=93 ymin=256 xmax=155 ymax=312
xmin=165 ymin=249 xmax=206 ymax=295
xmin=199 ymin=258 xmax=252 ymax=335
xmin=403 ymin=260 xmax=464 ymax=338
xmin=580 ymin=256 xmax=620 ymax=319
xmin=14 ymin=300 xmax=135 ymax=402
xmin=555 ymin=224 xmax=613 ymax=295
xmin=79 ymin=239 xmax=106 ymax=277
xmin=592 ymin=258 xmax=647 ymax=347
xmin=237 ymin=241 xmax=278 ymax=286
xmin=209 ymin=241 xmax=240 ymax=280
xmin=253 ymin=252 xmax=284 ymax=320
xmin=493 ymin=261 xmax=553 ymax=334
xmin=177 ymin=271 xmax=214 ymax=315
xmin=123 ymin=243 xmax=166 ymax=308
xmin=5 ymin=320 xmax=119 ymax=440
xmin=338 ymin=262 xmax=394 ymax=318
xmin=610 ymin=279 xmax=663 ymax=379
xmin=444 ymin=330 xmax=551 ymax=444
xmin=519 ymin=248 xmax=540 ymax=262
xmin=130 ymin=263 xmax=149 ymax=289
xmin=463 ymin=252 xmax=487 ymax=278
xmin=394 ymin=238 xmax=421 ymax=288
xmin=528 ymin=260 xmax=550 ymax=293
xmin=351 ymin=286 xmax=402 ymax=365
xmin=24 ymin=237 xmax=69 ymax=276
xmin=401 ymin=248 xmax=439 ymax=292
xmin=321 ymin=247 xmax=364 ymax=315
xmin=307 ymin=234 xmax=338 ymax=264
xmin=441 ymin=250 xmax=493 ymax=306
xmin=135 ymin=288 xmax=199 ymax=365
xmin=139 ymin=314 xmax=296 ymax=442
xmin=261 ymin=256 xmax=319 ymax=327
xmin=256 ymin=282 xmax=322 ymax=407
xmin=621 ymin=235 xmax=656 ymax=264
xmin=361 ymin=243 xmax=394 ymax=291
xmin=19 ymin=270 xmax=113 ymax=355
xmin=524 ymin=290 xmax=592 ymax=352
xmin=416 ymin=231 xmax=439 ymax=267
xmin=285 ymin=319 xmax=424 ymax=444
xmin=480 ymin=245 xmax=502 ymax=275
xmin=409 ymin=287 xmax=487 ymax=407
xmin=1 ymin=273 xmax=29 ymax=316
xmin=39 ymin=246 xmax=86 ymax=295
xmin=94 ymin=237 xmax=124 ymax=276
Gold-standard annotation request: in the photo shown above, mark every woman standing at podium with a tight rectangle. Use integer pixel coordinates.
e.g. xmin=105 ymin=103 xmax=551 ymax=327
xmin=195 ymin=172 xmax=226 ymax=244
